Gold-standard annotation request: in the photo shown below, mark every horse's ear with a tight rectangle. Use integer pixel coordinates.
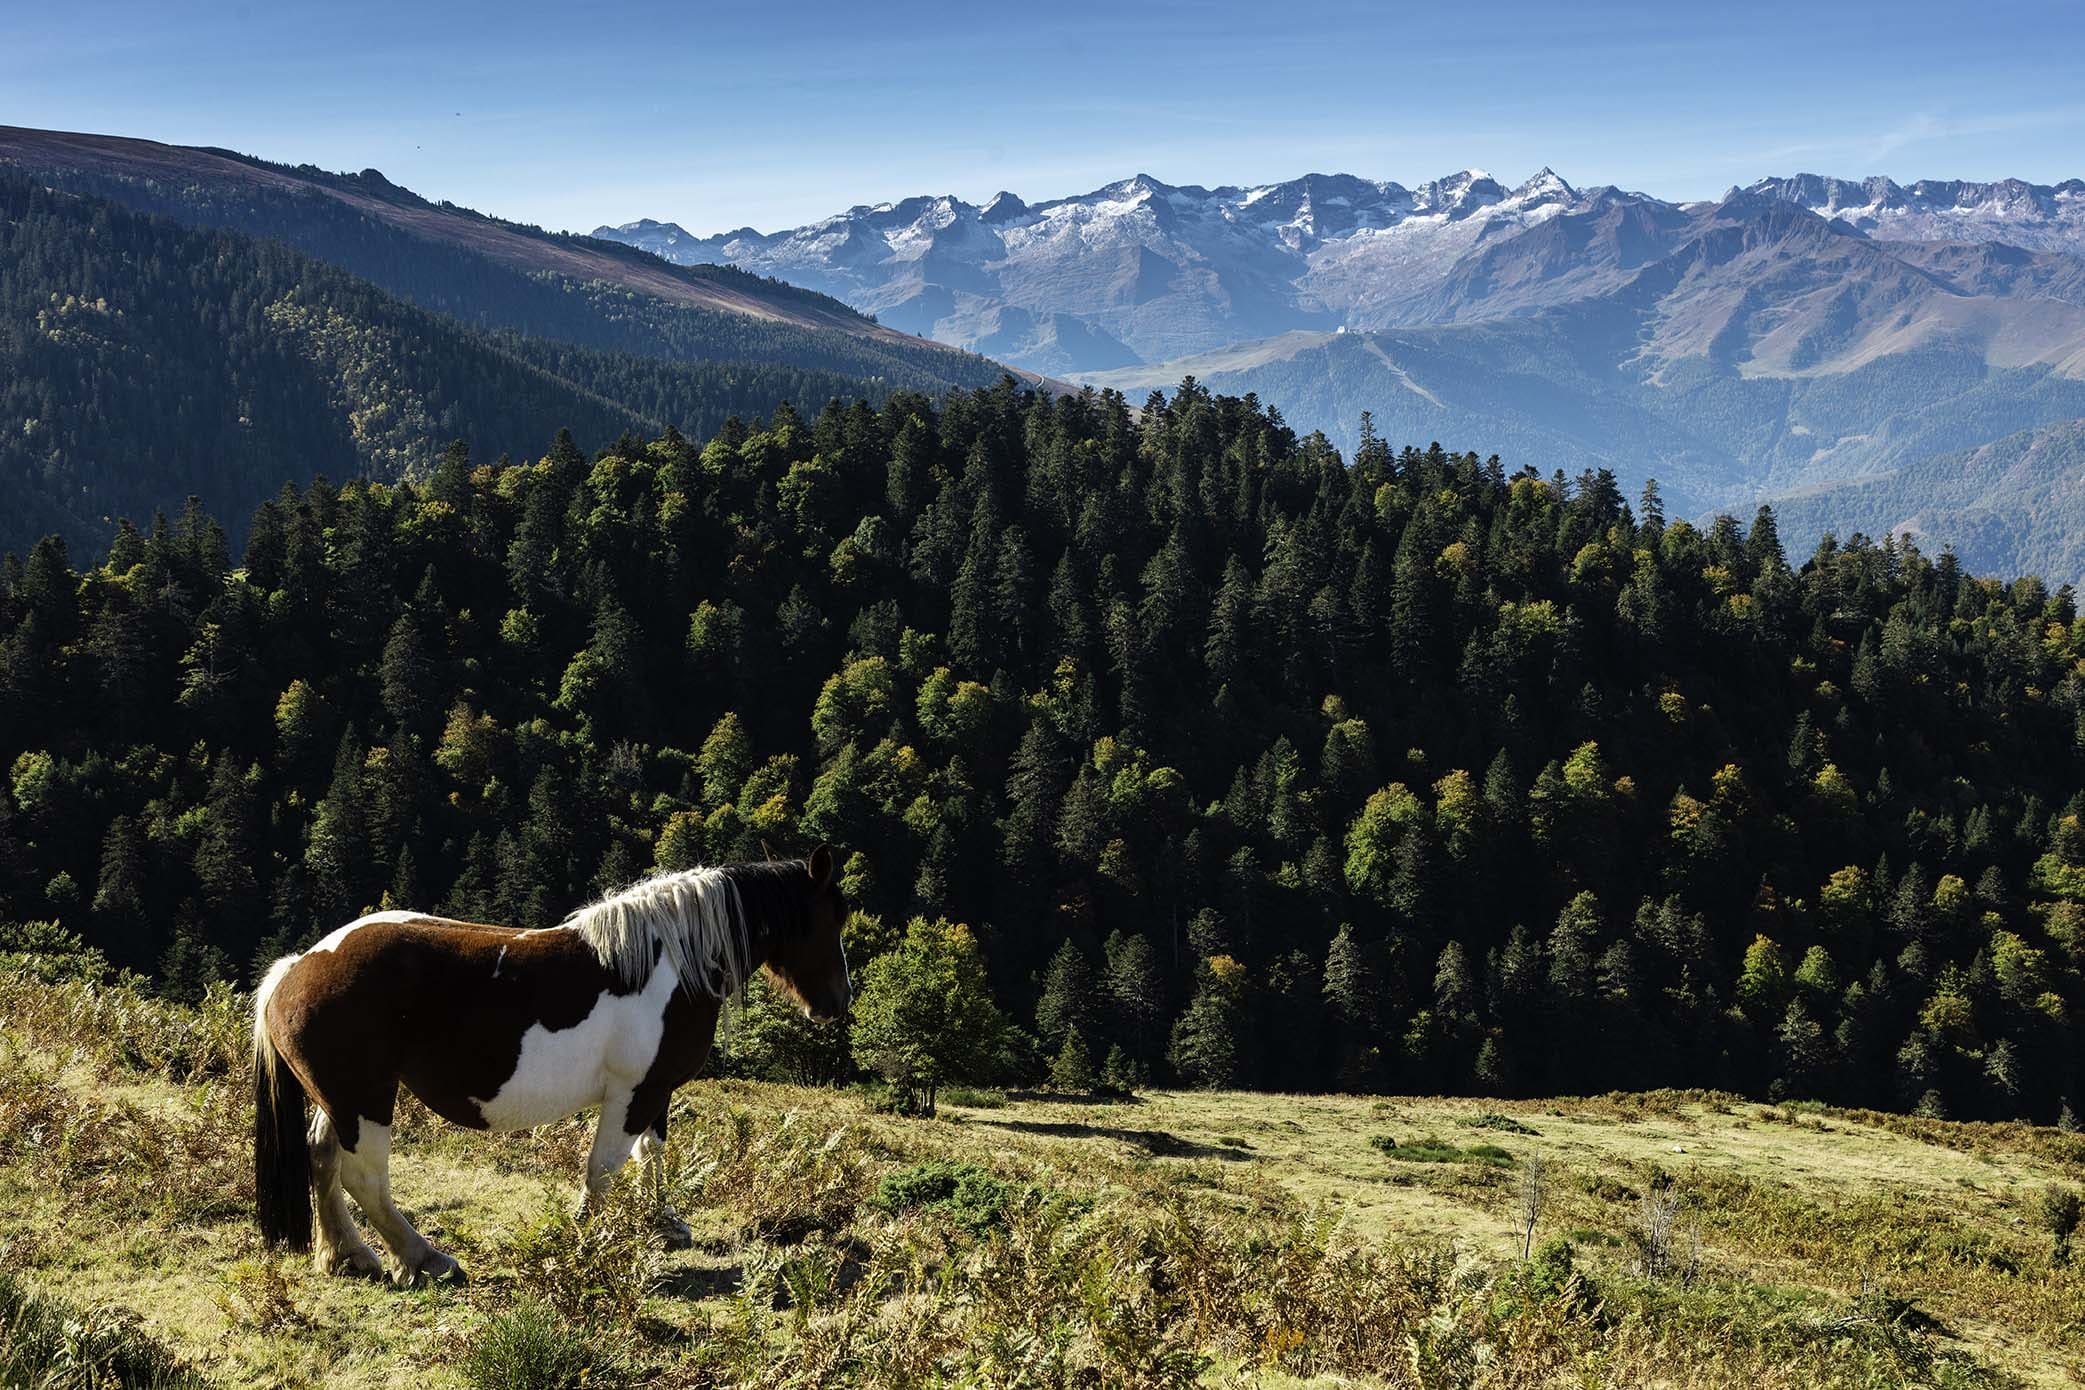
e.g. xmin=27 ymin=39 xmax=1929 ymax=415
xmin=808 ymin=844 xmax=835 ymax=891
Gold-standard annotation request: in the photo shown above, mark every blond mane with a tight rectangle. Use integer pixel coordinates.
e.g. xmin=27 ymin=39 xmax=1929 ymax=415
xmin=560 ymin=866 xmax=751 ymax=1002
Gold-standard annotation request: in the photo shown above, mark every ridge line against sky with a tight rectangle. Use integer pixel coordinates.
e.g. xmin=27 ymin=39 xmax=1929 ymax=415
xmin=5 ymin=0 xmax=2083 ymax=237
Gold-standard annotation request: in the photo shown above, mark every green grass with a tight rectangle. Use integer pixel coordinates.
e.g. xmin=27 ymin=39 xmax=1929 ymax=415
xmin=4 ymin=961 xmax=2083 ymax=1388
xmin=0 ymin=1266 xmax=208 ymax=1389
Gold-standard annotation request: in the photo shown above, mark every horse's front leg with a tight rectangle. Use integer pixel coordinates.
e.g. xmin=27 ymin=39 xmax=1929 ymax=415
xmin=580 ymin=1089 xmax=643 ymax=1220
xmin=580 ymin=1090 xmax=692 ymax=1249
xmin=636 ymin=1108 xmax=693 ymax=1249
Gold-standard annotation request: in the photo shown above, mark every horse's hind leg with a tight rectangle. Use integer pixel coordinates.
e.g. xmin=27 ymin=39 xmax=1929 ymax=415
xmin=336 ymin=1116 xmax=464 ymax=1286
xmin=309 ymin=1109 xmax=383 ymax=1277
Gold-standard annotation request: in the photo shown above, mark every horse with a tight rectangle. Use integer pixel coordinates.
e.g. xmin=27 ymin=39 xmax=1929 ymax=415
xmin=251 ymin=846 xmax=850 ymax=1284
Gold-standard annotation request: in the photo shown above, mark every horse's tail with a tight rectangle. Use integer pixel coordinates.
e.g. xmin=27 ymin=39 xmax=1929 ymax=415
xmin=252 ymin=955 xmax=312 ymax=1251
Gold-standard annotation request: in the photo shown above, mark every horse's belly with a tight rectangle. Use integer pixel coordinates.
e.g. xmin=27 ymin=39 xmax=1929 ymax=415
xmin=470 ymin=968 xmax=676 ymax=1132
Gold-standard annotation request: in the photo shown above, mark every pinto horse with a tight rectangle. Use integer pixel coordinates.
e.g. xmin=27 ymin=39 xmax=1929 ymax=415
xmin=252 ymin=848 xmax=849 ymax=1283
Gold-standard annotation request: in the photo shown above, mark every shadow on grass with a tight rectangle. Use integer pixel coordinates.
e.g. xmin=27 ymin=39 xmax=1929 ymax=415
xmin=972 ymin=1117 xmax=1252 ymax=1161
xmin=657 ymin=1261 xmax=744 ymax=1302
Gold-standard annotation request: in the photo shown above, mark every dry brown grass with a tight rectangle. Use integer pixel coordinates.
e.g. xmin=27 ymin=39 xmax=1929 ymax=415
xmin=3 ymin=959 xmax=2078 ymax=1388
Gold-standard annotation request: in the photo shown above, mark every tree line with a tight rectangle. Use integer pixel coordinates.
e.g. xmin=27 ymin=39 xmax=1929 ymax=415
xmin=4 ymin=378 xmax=2083 ymax=1120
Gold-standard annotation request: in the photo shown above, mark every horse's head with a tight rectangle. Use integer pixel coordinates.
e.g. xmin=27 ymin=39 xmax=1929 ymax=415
xmin=761 ymin=844 xmax=852 ymax=1022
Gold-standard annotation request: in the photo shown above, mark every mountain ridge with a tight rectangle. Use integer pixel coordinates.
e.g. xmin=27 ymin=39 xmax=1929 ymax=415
xmin=0 ymin=125 xmax=1037 ymax=396
xmin=596 ymin=167 xmax=2085 ymax=376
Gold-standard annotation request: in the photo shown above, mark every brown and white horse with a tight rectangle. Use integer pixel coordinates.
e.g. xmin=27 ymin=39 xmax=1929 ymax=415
xmin=252 ymin=848 xmax=849 ymax=1284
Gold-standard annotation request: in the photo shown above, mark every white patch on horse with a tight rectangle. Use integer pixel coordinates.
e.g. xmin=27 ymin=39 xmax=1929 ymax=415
xmin=492 ymin=944 xmax=508 ymax=978
xmin=471 ymin=961 xmax=678 ymax=1132
xmin=308 ymin=910 xmax=428 ymax=957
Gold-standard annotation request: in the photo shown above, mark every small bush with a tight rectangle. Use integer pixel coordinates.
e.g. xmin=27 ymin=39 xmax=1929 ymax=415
xmin=214 ymin=1257 xmax=307 ymax=1333
xmin=1458 ymin=1111 xmax=1540 ymax=1136
xmin=672 ymin=1107 xmax=869 ymax=1242
xmin=851 ymin=1079 xmax=914 ymax=1114
xmin=873 ymin=1160 xmax=1016 ymax=1235
xmin=1522 ymin=1235 xmax=1596 ymax=1309
xmin=1369 ymin=1133 xmax=1515 ymax=1166
xmin=506 ymin=1191 xmax=663 ymax=1327
xmin=1582 ymin=1173 xmax=1638 ymax=1202
xmin=2036 ymin=1184 xmax=2082 ymax=1266
xmin=940 ymin=1085 xmax=1006 ymax=1109
xmin=460 ymin=1299 xmax=624 ymax=1390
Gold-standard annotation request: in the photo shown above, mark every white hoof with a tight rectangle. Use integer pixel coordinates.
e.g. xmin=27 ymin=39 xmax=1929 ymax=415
xmin=396 ymin=1248 xmax=466 ymax=1287
xmin=657 ymin=1213 xmax=694 ymax=1251
xmin=320 ymin=1242 xmax=385 ymax=1279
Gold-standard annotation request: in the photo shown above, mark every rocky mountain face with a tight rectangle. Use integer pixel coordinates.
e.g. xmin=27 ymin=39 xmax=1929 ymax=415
xmin=1746 ymin=174 xmax=2085 ymax=255
xmin=1072 ymin=187 xmax=2085 ymax=521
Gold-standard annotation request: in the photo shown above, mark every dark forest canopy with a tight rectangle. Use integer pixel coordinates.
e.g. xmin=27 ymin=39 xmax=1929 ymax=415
xmin=4 ymin=379 xmax=2084 ymax=1121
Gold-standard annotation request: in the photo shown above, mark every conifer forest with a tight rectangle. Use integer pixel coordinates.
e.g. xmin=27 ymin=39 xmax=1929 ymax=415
xmin=6 ymin=377 xmax=2083 ymax=1122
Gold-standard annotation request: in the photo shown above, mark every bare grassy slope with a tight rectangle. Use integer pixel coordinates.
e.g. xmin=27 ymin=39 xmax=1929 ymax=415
xmin=3 ymin=962 xmax=2081 ymax=1388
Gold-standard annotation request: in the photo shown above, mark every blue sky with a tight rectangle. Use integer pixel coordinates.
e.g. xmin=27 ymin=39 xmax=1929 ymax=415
xmin=5 ymin=0 xmax=2082 ymax=235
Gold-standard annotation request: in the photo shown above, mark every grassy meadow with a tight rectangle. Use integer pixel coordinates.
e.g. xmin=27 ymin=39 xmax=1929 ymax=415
xmin=2 ymin=961 xmax=2083 ymax=1389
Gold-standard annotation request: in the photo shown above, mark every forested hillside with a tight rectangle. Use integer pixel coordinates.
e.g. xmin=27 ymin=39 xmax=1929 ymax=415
xmin=5 ymin=381 xmax=2083 ymax=1121
xmin=1768 ymin=418 xmax=2085 ymax=586
xmin=0 ymin=127 xmax=1012 ymax=396
xmin=0 ymin=173 xmax=946 ymax=555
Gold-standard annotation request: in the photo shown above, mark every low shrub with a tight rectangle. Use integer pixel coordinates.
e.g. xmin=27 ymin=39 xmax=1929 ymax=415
xmin=1369 ymin=1133 xmax=1516 ymax=1166
xmin=873 ymin=1160 xmax=1015 ymax=1235
xmin=505 ymin=1190 xmax=663 ymax=1327
xmin=212 ymin=1257 xmax=307 ymax=1334
xmin=939 ymin=1085 xmax=1006 ymax=1109
xmin=459 ymin=1299 xmax=625 ymax=1390
xmin=668 ymin=1106 xmax=870 ymax=1242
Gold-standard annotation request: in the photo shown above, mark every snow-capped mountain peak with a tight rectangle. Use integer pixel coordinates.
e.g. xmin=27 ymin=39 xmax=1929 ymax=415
xmin=1512 ymin=167 xmax=1576 ymax=203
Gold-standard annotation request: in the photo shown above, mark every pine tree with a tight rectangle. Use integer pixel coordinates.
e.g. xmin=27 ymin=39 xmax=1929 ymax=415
xmin=305 ymin=732 xmax=370 ymax=932
xmin=1169 ymin=955 xmax=1247 ymax=1089
xmin=1049 ymin=1027 xmax=1096 ymax=1092
xmin=91 ymin=814 xmax=151 ymax=967
xmin=1035 ymin=937 xmax=1097 ymax=1051
xmin=1103 ymin=931 xmax=1165 ymax=1064
xmin=1324 ymin=924 xmax=1382 ymax=1089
